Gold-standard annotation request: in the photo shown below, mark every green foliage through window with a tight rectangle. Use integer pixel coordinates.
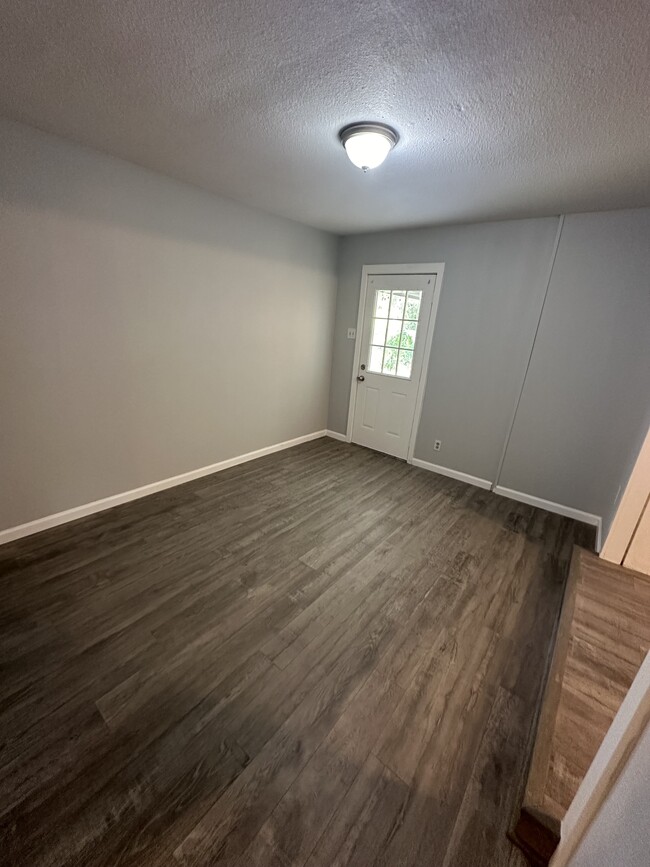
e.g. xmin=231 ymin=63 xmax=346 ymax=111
xmin=368 ymin=289 xmax=422 ymax=378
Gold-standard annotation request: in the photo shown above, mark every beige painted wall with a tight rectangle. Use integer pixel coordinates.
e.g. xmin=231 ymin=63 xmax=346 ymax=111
xmin=625 ymin=502 xmax=650 ymax=574
xmin=601 ymin=425 xmax=650 ymax=575
xmin=0 ymin=118 xmax=338 ymax=531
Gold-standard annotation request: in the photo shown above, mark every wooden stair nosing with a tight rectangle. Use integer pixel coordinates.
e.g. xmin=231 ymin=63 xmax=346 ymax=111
xmin=511 ymin=545 xmax=585 ymax=863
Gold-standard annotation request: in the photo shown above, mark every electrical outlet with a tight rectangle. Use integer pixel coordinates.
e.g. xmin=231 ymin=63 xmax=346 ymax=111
xmin=347 ymin=328 xmax=356 ymax=339
xmin=434 ymin=440 xmax=442 ymax=451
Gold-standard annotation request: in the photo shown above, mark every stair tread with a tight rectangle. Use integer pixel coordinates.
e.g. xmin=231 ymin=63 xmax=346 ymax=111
xmin=515 ymin=546 xmax=650 ymax=862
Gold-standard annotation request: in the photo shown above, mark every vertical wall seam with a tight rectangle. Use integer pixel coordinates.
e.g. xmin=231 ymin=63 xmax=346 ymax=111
xmin=492 ymin=214 xmax=565 ymax=491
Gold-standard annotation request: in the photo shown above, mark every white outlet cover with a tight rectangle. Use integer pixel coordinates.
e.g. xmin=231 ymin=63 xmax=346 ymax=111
xmin=347 ymin=328 xmax=356 ymax=339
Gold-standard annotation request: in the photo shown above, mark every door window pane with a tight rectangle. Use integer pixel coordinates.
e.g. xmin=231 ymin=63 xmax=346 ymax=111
xmin=397 ymin=350 xmax=413 ymax=378
xmin=386 ymin=318 xmax=402 ymax=347
xmin=400 ymin=319 xmax=417 ymax=349
xmin=371 ymin=317 xmax=388 ymax=345
xmin=375 ymin=290 xmax=391 ymax=317
xmin=382 ymin=347 xmax=398 ymax=374
xmin=405 ymin=291 xmax=421 ymax=320
xmin=368 ymin=345 xmax=384 ymax=372
xmin=389 ymin=291 xmax=406 ymax=318
xmin=366 ymin=287 xmax=424 ymax=380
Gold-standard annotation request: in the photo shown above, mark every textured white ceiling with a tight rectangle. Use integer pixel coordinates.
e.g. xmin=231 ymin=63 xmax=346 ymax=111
xmin=1 ymin=0 xmax=648 ymax=232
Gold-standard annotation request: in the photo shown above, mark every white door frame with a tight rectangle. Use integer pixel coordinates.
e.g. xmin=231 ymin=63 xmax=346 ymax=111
xmin=345 ymin=262 xmax=445 ymax=463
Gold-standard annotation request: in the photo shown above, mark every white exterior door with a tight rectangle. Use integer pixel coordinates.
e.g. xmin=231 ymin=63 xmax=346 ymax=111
xmin=351 ymin=272 xmax=437 ymax=459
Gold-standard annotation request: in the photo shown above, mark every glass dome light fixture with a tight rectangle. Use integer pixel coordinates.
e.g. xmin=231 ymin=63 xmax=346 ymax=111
xmin=339 ymin=122 xmax=399 ymax=172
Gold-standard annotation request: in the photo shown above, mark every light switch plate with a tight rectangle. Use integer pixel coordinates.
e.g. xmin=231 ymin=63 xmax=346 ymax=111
xmin=347 ymin=328 xmax=356 ymax=339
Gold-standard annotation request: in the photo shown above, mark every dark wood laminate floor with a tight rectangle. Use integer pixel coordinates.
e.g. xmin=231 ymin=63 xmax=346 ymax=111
xmin=0 ymin=437 xmax=595 ymax=867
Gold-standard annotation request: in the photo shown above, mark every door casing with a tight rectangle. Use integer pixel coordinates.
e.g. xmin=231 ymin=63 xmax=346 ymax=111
xmin=345 ymin=262 xmax=445 ymax=463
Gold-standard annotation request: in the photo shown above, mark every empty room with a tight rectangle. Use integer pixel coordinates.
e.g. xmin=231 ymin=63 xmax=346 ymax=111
xmin=1 ymin=1 xmax=650 ymax=865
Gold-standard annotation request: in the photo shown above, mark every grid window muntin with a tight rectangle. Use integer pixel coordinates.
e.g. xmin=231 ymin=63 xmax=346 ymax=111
xmin=367 ymin=289 xmax=422 ymax=378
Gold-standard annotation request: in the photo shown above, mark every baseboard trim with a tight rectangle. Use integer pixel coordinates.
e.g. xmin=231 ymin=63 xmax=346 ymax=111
xmin=410 ymin=457 xmax=492 ymax=490
xmin=0 ymin=430 xmax=328 ymax=547
xmin=326 ymin=430 xmax=348 ymax=442
xmin=494 ymin=485 xmax=603 ymax=550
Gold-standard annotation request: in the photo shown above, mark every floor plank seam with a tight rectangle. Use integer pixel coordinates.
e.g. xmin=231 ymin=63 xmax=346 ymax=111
xmin=0 ymin=440 xmax=590 ymax=867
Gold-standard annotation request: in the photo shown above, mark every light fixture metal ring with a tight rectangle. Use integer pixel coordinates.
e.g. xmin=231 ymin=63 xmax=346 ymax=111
xmin=338 ymin=122 xmax=399 ymax=148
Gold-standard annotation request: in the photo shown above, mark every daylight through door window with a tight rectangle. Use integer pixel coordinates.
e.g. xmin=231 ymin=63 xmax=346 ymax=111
xmin=367 ymin=289 xmax=422 ymax=378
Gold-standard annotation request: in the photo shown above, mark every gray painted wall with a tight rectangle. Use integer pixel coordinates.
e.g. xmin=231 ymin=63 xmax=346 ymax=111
xmin=3 ymin=112 xmax=648 ymax=538
xmin=329 ymin=209 xmax=650 ymax=530
xmin=0 ymin=118 xmax=338 ymax=531
xmin=499 ymin=209 xmax=650 ymax=533
xmin=568 ymin=721 xmax=650 ymax=867
xmin=330 ymin=218 xmax=561 ymax=481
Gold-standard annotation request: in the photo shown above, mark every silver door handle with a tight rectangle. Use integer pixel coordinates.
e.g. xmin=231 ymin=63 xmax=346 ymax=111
xmin=357 ymin=375 xmax=365 ymax=382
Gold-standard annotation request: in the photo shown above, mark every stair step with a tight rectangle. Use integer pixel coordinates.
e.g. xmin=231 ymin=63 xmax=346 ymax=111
xmin=512 ymin=546 xmax=650 ymax=864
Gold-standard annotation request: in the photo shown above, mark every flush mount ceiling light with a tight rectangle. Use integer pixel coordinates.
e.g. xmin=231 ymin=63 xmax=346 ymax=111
xmin=339 ymin=122 xmax=399 ymax=171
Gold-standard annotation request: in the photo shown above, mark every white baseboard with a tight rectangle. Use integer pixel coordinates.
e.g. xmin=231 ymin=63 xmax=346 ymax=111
xmin=410 ymin=457 xmax=492 ymax=490
xmin=326 ymin=430 xmax=348 ymax=442
xmin=493 ymin=485 xmax=603 ymax=550
xmin=0 ymin=430 xmax=327 ymax=547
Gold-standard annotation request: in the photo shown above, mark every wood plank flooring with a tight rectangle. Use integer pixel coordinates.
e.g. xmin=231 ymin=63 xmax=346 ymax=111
xmin=527 ymin=548 xmax=650 ymax=829
xmin=0 ymin=437 xmax=595 ymax=866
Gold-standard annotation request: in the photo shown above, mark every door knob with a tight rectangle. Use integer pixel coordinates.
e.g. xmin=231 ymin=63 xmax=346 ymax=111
xmin=357 ymin=375 xmax=365 ymax=381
